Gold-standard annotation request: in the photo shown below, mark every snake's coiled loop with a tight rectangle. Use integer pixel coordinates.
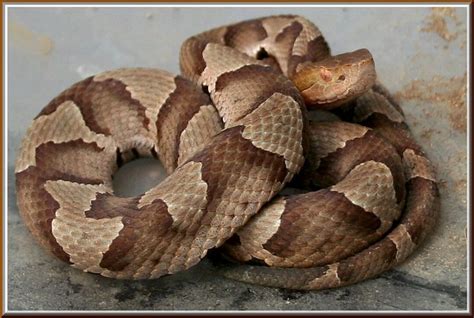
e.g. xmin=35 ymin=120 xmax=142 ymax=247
xmin=15 ymin=15 xmax=439 ymax=289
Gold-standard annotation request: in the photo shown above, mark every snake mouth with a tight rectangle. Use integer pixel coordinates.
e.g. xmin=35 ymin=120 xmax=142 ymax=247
xmin=292 ymin=49 xmax=376 ymax=109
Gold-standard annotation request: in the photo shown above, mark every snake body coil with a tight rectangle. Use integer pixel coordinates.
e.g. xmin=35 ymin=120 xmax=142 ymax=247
xmin=15 ymin=15 xmax=439 ymax=290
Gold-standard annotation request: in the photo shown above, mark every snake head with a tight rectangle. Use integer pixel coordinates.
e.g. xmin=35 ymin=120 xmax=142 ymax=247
xmin=292 ymin=49 xmax=376 ymax=110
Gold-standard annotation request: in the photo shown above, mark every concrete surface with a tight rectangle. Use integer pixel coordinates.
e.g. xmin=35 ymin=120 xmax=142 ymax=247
xmin=6 ymin=6 xmax=468 ymax=311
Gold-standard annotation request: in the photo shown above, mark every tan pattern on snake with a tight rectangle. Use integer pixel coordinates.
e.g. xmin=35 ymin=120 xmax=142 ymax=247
xmin=15 ymin=15 xmax=439 ymax=289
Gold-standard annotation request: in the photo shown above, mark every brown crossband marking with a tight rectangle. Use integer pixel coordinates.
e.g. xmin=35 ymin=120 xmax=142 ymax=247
xmin=177 ymin=104 xmax=223 ymax=166
xmin=93 ymin=68 xmax=177 ymax=138
xmin=180 ymin=27 xmax=228 ymax=81
xmin=330 ymin=161 xmax=400 ymax=229
xmin=336 ymin=239 xmax=398 ymax=284
xmin=402 ymin=178 xmax=439 ymax=245
xmin=273 ymin=21 xmax=303 ymax=76
xmin=313 ymin=130 xmax=406 ymax=204
xmin=224 ymin=19 xmax=268 ymax=54
xmin=262 ymin=190 xmax=381 ymax=259
xmin=15 ymin=140 xmax=112 ymax=264
xmin=359 ymin=113 xmax=422 ymax=156
xmin=156 ymin=76 xmax=212 ymax=173
xmin=28 ymin=140 xmax=108 ymax=185
xmin=101 ymin=198 xmax=173 ymax=272
xmin=16 ymin=168 xmax=70 ymax=263
xmin=192 ymin=126 xmax=288 ymax=221
xmin=15 ymin=101 xmax=116 ymax=173
xmin=39 ymin=77 xmax=150 ymax=137
xmin=213 ymin=65 xmax=303 ymax=124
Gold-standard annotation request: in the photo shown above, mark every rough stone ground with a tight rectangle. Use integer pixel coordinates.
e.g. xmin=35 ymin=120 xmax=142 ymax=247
xmin=6 ymin=7 xmax=468 ymax=312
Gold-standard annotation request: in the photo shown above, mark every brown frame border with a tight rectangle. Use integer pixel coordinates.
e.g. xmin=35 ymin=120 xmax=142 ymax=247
xmin=1 ymin=1 xmax=471 ymax=317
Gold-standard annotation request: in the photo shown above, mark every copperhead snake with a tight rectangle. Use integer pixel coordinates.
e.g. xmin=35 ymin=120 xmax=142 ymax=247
xmin=15 ymin=15 xmax=439 ymax=290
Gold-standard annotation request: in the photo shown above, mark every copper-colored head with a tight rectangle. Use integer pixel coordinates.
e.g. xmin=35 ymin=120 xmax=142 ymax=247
xmin=292 ymin=49 xmax=376 ymax=110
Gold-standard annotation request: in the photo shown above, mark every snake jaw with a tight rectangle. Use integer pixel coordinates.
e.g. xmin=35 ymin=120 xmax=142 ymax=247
xmin=292 ymin=49 xmax=376 ymax=109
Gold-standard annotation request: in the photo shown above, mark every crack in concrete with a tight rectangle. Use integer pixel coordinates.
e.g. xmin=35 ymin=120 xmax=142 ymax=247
xmin=380 ymin=270 xmax=467 ymax=309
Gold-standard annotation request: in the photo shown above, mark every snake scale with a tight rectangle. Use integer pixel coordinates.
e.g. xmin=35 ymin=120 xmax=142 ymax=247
xmin=15 ymin=15 xmax=439 ymax=290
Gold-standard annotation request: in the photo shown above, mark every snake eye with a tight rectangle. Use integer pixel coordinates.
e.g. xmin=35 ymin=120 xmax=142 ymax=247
xmin=338 ymin=75 xmax=346 ymax=81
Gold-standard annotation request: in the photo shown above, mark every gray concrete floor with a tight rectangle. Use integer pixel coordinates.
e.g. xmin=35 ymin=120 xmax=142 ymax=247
xmin=6 ymin=7 xmax=468 ymax=311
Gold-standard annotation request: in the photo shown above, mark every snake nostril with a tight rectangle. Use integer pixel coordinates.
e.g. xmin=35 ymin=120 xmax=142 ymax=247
xmin=256 ymin=47 xmax=269 ymax=60
xmin=202 ymin=85 xmax=209 ymax=94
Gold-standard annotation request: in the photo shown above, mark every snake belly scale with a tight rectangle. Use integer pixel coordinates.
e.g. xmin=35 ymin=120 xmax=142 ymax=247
xmin=15 ymin=15 xmax=439 ymax=290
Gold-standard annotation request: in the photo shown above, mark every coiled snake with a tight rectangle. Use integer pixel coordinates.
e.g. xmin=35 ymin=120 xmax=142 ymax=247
xmin=15 ymin=15 xmax=439 ymax=290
